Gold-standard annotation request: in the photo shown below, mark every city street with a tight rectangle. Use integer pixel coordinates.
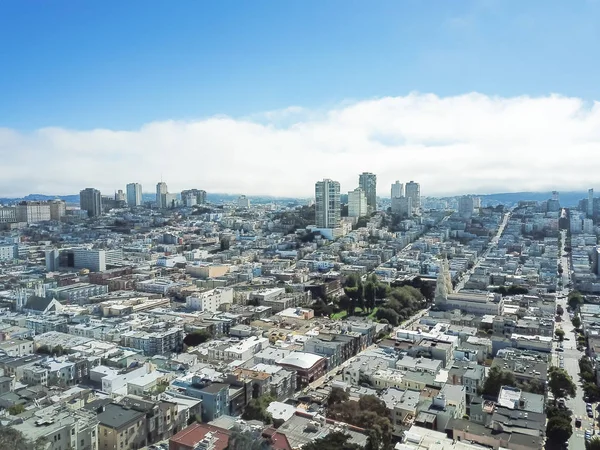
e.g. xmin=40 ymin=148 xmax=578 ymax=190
xmin=556 ymin=229 xmax=591 ymax=450
xmin=455 ymin=211 xmax=511 ymax=292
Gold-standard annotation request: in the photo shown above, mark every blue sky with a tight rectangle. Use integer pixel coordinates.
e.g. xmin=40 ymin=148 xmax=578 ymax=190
xmin=1 ymin=0 xmax=600 ymax=130
xmin=2 ymin=1 xmax=600 ymax=197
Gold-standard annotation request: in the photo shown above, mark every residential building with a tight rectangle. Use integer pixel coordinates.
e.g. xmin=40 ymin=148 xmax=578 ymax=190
xmin=80 ymin=188 xmax=103 ymax=217
xmin=126 ymin=183 xmax=143 ymax=206
xmin=391 ymin=181 xmax=404 ymax=199
xmin=237 ymin=195 xmax=250 ymax=208
xmin=0 ymin=243 xmax=15 ymax=261
xmin=358 ymin=172 xmax=377 ymax=213
xmin=405 ymin=181 xmax=421 ymax=211
xmin=391 ymin=196 xmax=412 ymax=218
xmin=0 ymin=207 xmax=17 ymax=223
xmin=348 ymin=188 xmax=368 ymax=218
xmin=181 ymin=189 xmax=207 ymax=206
xmin=458 ymin=196 xmax=475 ymax=218
xmin=15 ymin=201 xmax=51 ymax=223
xmin=169 ymin=423 xmax=230 ymax=450
xmin=276 ymin=352 xmax=326 ymax=389
xmin=186 ymin=288 xmax=234 ymax=312
xmin=97 ymin=403 xmax=147 ymax=450
xmin=315 ymin=179 xmax=341 ymax=228
xmin=156 ymin=182 xmax=168 ymax=208
xmin=48 ymin=200 xmax=66 ymax=221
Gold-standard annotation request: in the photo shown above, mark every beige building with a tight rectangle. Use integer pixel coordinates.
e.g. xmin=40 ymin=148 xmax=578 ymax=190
xmin=186 ymin=264 xmax=230 ymax=279
xmin=15 ymin=201 xmax=51 ymax=223
xmin=49 ymin=200 xmax=66 ymax=221
xmin=98 ymin=403 xmax=147 ymax=450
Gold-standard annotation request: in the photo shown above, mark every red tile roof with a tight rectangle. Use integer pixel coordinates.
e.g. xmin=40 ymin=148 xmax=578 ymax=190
xmin=169 ymin=423 xmax=230 ymax=450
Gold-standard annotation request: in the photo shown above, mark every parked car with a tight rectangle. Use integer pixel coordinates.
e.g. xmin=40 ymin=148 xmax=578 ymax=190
xmin=576 ymin=417 xmax=582 ymax=428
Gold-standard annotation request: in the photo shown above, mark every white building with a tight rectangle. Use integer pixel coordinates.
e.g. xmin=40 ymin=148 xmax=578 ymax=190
xmin=391 ymin=181 xmax=404 ymax=199
xmin=237 ymin=195 xmax=251 ymax=208
xmin=15 ymin=202 xmax=51 ymax=223
xmin=186 ymin=288 xmax=234 ymax=312
xmin=0 ymin=244 xmax=15 ymax=261
xmin=315 ymin=179 xmax=341 ymax=228
xmin=126 ymin=183 xmax=143 ymax=206
xmin=348 ymin=188 xmax=368 ymax=218
xmin=71 ymin=248 xmax=123 ymax=272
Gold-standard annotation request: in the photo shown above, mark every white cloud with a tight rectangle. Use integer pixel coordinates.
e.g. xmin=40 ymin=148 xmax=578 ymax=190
xmin=1 ymin=92 xmax=600 ymax=198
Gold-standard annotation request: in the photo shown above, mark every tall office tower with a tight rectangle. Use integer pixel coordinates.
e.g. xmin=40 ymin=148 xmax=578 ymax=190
xmin=458 ymin=196 xmax=475 ymax=219
xmin=552 ymin=191 xmax=560 ymax=202
xmin=405 ymin=181 xmax=421 ymax=211
xmin=237 ymin=195 xmax=251 ymax=208
xmin=115 ymin=190 xmax=125 ymax=202
xmin=391 ymin=196 xmax=412 ymax=218
xmin=48 ymin=200 xmax=66 ymax=221
xmin=156 ymin=182 xmax=168 ymax=208
xmin=391 ymin=181 xmax=404 ymax=199
xmin=547 ymin=191 xmax=561 ymax=213
xmin=126 ymin=183 xmax=143 ymax=206
xmin=348 ymin=188 xmax=368 ymax=217
xmin=588 ymin=189 xmax=594 ymax=218
xmin=80 ymin=188 xmax=103 ymax=217
xmin=315 ymin=179 xmax=341 ymax=228
xmin=473 ymin=197 xmax=482 ymax=209
xmin=358 ymin=172 xmax=377 ymax=213
xmin=181 ymin=189 xmax=207 ymax=206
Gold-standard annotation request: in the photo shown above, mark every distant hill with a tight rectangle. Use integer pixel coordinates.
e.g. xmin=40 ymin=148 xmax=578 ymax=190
xmin=0 ymin=193 xmax=80 ymax=205
xmin=476 ymin=191 xmax=587 ymax=207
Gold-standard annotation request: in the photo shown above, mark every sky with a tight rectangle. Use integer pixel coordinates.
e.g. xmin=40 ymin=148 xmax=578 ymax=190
xmin=1 ymin=0 xmax=600 ymax=198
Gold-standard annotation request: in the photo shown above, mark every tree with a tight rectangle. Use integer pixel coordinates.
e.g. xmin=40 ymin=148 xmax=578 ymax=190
xmin=327 ymin=387 xmax=349 ymax=407
xmin=375 ymin=308 xmax=399 ymax=326
xmin=572 ymin=316 xmax=581 ymax=328
xmin=546 ymin=416 xmax=572 ymax=444
xmin=555 ymin=329 xmax=565 ymax=341
xmin=226 ymin=427 xmax=273 ymax=450
xmin=8 ymin=404 xmax=25 ymax=415
xmin=482 ymin=366 xmax=516 ymax=398
xmin=364 ymin=282 xmax=376 ymax=312
xmin=568 ymin=291 xmax=584 ymax=310
xmin=183 ymin=329 xmax=212 ymax=347
xmin=583 ymin=382 xmax=600 ymax=402
xmin=556 ymin=305 xmax=564 ymax=316
xmin=548 ymin=367 xmax=576 ymax=401
xmin=302 ymin=432 xmax=361 ymax=450
xmin=242 ymin=396 xmax=275 ymax=424
xmin=588 ymin=437 xmax=600 ymax=450
xmin=0 ymin=426 xmax=48 ymax=450
xmin=220 ymin=238 xmax=230 ymax=251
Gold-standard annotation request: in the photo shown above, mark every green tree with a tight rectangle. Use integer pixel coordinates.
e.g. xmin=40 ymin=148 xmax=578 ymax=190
xmin=242 ymin=396 xmax=275 ymax=424
xmin=8 ymin=404 xmax=25 ymax=415
xmin=0 ymin=426 xmax=48 ymax=450
xmin=588 ymin=437 xmax=600 ymax=450
xmin=568 ymin=291 xmax=584 ymax=310
xmin=546 ymin=416 xmax=572 ymax=444
xmin=555 ymin=329 xmax=565 ymax=341
xmin=375 ymin=308 xmax=399 ymax=326
xmin=327 ymin=387 xmax=349 ymax=407
xmin=572 ymin=316 xmax=581 ymax=328
xmin=220 ymin=238 xmax=230 ymax=251
xmin=364 ymin=282 xmax=376 ymax=312
xmin=226 ymin=427 xmax=273 ymax=450
xmin=548 ymin=367 xmax=577 ymax=401
xmin=482 ymin=366 xmax=516 ymax=398
xmin=556 ymin=305 xmax=564 ymax=316
xmin=583 ymin=382 xmax=600 ymax=402
xmin=302 ymin=432 xmax=361 ymax=450
xmin=183 ymin=329 xmax=212 ymax=347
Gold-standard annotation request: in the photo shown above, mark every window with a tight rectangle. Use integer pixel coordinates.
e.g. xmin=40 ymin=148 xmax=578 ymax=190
xmin=81 ymin=439 xmax=85 ymax=446
xmin=71 ymin=429 xmax=75 ymax=435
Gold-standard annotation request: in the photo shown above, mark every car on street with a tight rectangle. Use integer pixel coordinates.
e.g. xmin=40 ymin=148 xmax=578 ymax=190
xmin=576 ymin=417 xmax=582 ymax=428
xmin=585 ymin=430 xmax=592 ymax=441
xmin=556 ymin=348 xmax=564 ymax=352
xmin=588 ymin=410 xmax=594 ymax=418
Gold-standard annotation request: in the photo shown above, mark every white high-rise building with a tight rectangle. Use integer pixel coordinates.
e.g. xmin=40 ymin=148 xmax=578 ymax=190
xmin=237 ymin=195 xmax=251 ymax=208
xmin=458 ymin=196 xmax=474 ymax=218
xmin=126 ymin=183 xmax=143 ymax=206
xmin=315 ymin=179 xmax=341 ymax=228
xmin=405 ymin=181 xmax=421 ymax=211
xmin=391 ymin=196 xmax=412 ymax=218
xmin=588 ymin=189 xmax=594 ymax=218
xmin=348 ymin=188 xmax=367 ymax=217
xmin=156 ymin=182 xmax=168 ymax=208
xmin=358 ymin=172 xmax=377 ymax=213
xmin=391 ymin=181 xmax=404 ymax=199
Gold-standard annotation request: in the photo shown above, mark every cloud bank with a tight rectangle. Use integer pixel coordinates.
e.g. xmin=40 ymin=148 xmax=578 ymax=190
xmin=1 ymin=92 xmax=600 ymax=198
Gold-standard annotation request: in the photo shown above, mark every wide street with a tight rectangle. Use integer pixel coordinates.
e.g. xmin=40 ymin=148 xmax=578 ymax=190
xmin=555 ymin=229 xmax=592 ymax=450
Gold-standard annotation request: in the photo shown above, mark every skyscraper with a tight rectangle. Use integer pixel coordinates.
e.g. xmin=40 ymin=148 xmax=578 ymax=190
xmin=391 ymin=181 xmax=404 ymax=199
xmin=458 ymin=196 xmax=474 ymax=219
xmin=588 ymin=188 xmax=594 ymax=218
xmin=358 ymin=172 xmax=377 ymax=214
xmin=405 ymin=181 xmax=421 ymax=212
xmin=181 ymin=189 xmax=207 ymax=206
xmin=126 ymin=183 xmax=143 ymax=206
xmin=391 ymin=196 xmax=412 ymax=218
xmin=80 ymin=188 xmax=102 ymax=217
xmin=156 ymin=182 xmax=168 ymax=208
xmin=348 ymin=188 xmax=367 ymax=217
xmin=315 ymin=179 xmax=341 ymax=228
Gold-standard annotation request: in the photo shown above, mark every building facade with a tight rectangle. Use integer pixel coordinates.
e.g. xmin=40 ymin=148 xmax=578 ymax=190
xmin=348 ymin=188 xmax=367 ymax=218
xmin=358 ymin=172 xmax=377 ymax=213
xmin=315 ymin=179 xmax=340 ymax=229
xmin=126 ymin=183 xmax=143 ymax=206
xmin=391 ymin=181 xmax=404 ymax=199
xmin=405 ymin=181 xmax=421 ymax=211
xmin=156 ymin=182 xmax=168 ymax=209
xmin=80 ymin=188 xmax=103 ymax=217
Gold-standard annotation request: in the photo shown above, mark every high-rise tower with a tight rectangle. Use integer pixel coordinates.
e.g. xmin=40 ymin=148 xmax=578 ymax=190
xmin=126 ymin=183 xmax=143 ymax=206
xmin=405 ymin=181 xmax=421 ymax=212
xmin=391 ymin=181 xmax=404 ymax=200
xmin=359 ymin=172 xmax=377 ymax=214
xmin=80 ymin=188 xmax=102 ymax=217
xmin=156 ymin=182 xmax=168 ymax=208
xmin=315 ymin=179 xmax=341 ymax=228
